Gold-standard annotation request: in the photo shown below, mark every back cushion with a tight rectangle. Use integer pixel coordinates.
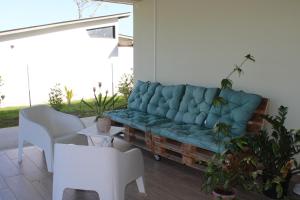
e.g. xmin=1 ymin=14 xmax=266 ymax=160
xmin=205 ymin=89 xmax=262 ymax=136
xmin=147 ymin=84 xmax=185 ymax=119
xmin=174 ymin=85 xmax=218 ymax=125
xmin=128 ymin=80 xmax=159 ymax=112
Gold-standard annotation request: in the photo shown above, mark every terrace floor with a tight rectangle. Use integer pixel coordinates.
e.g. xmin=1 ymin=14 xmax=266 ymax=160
xmin=1 ymin=139 xmax=300 ymax=200
xmin=0 ymin=130 xmax=300 ymax=200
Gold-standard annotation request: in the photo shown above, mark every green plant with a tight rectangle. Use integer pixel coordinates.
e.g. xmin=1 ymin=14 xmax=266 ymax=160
xmin=213 ymin=54 xmax=255 ymax=106
xmin=81 ymin=82 xmax=119 ymax=120
xmin=118 ymin=73 xmax=133 ymax=101
xmin=231 ymin=106 xmax=300 ymax=198
xmin=48 ymin=83 xmax=63 ymax=110
xmin=0 ymin=76 xmax=5 ymax=105
xmin=64 ymin=86 xmax=74 ymax=106
xmin=202 ymin=150 xmax=260 ymax=195
xmin=203 ymin=54 xmax=257 ymax=197
xmin=203 ymin=123 xmax=234 ymax=194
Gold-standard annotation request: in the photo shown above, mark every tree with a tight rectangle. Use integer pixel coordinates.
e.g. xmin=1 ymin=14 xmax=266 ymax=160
xmin=73 ymin=0 xmax=102 ymax=19
xmin=0 ymin=76 xmax=5 ymax=105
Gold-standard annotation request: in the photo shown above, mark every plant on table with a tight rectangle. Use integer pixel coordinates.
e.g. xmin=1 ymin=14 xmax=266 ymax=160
xmin=64 ymin=86 xmax=74 ymax=106
xmin=231 ymin=106 xmax=300 ymax=199
xmin=81 ymin=82 xmax=118 ymax=132
xmin=0 ymin=76 xmax=5 ymax=105
xmin=49 ymin=83 xmax=63 ymax=111
xmin=203 ymin=54 xmax=256 ymax=199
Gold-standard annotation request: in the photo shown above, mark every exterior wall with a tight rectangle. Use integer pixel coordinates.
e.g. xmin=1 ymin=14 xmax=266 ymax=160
xmin=134 ymin=0 xmax=300 ymax=129
xmin=0 ymin=19 xmax=133 ymax=107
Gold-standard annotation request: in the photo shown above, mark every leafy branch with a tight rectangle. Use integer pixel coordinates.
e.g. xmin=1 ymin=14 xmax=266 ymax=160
xmin=213 ymin=54 xmax=256 ymax=106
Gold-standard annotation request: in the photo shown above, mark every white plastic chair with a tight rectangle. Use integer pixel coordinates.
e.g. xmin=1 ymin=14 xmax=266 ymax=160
xmin=18 ymin=105 xmax=88 ymax=172
xmin=53 ymin=144 xmax=146 ymax=200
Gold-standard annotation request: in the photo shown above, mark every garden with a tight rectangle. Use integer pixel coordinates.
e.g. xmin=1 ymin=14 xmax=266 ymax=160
xmin=0 ymin=73 xmax=133 ymax=128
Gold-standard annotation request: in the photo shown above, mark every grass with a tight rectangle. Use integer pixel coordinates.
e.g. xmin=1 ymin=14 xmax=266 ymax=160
xmin=0 ymin=97 xmax=127 ymax=129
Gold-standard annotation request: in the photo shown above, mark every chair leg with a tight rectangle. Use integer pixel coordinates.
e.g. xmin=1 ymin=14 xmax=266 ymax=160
xmin=44 ymin=149 xmax=53 ymax=173
xmin=52 ymin=186 xmax=64 ymax=200
xmin=18 ymin=137 xmax=24 ymax=163
xmin=136 ymin=176 xmax=146 ymax=194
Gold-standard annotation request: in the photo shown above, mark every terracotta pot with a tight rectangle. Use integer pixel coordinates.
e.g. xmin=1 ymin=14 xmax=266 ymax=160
xmin=96 ymin=117 xmax=111 ymax=133
xmin=212 ymin=188 xmax=236 ymax=200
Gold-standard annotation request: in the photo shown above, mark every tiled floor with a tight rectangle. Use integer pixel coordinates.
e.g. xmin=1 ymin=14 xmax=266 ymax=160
xmin=0 ymin=139 xmax=300 ymax=200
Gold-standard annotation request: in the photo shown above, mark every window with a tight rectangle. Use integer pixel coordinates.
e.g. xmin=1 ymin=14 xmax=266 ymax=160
xmin=86 ymin=26 xmax=115 ymax=39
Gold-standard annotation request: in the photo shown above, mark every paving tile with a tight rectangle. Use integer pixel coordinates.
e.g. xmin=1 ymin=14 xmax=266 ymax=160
xmin=11 ymin=156 xmax=50 ymax=182
xmin=0 ymin=188 xmax=16 ymax=200
xmin=0 ymin=146 xmax=288 ymax=200
xmin=39 ymin=176 xmax=53 ymax=193
xmin=0 ymin=155 xmax=20 ymax=177
xmin=4 ymin=149 xmax=20 ymax=160
xmin=32 ymin=181 xmax=51 ymax=200
xmin=24 ymin=147 xmax=48 ymax=170
xmin=5 ymin=175 xmax=44 ymax=200
xmin=0 ymin=176 xmax=7 ymax=190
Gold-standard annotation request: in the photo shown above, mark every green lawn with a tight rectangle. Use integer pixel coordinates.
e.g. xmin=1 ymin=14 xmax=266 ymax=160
xmin=0 ymin=98 xmax=127 ymax=128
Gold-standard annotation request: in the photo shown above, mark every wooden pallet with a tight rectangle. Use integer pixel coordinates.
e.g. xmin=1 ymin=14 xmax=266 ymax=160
xmin=110 ymin=98 xmax=269 ymax=170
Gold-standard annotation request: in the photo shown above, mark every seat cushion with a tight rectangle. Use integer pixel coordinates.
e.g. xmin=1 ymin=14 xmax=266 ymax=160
xmin=128 ymin=80 xmax=159 ymax=112
xmin=151 ymin=122 xmax=227 ymax=153
xmin=105 ymin=109 xmax=170 ymax=132
xmin=205 ymin=89 xmax=262 ymax=136
xmin=174 ymin=85 xmax=218 ymax=125
xmin=147 ymin=84 xmax=185 ymax=120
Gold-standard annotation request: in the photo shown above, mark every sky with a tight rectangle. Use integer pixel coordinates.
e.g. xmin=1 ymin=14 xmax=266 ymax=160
xmin=0 ymin=0 xmax=133 ymax=36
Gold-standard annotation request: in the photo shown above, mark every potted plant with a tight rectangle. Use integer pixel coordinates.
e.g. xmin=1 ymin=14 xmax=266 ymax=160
xmin=202 ymin=123 xmax=261 ymax=199
xmin=81 ymin=82 xmax=118 ymax=133
xmin=203 ymin=54 xmax=257 ymax=199
xmin=231 ymin=106 xmax=300 ymax=199
xmin=202 ymin=123 xmax=236 ymax=199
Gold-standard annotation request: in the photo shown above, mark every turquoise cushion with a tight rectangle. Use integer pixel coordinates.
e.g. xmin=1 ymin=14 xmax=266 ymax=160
xmin=105 ymin=109 xmax=170 ymax=132
xmin=128 ymin=80 xmax=159 ymax=112
xmin=147 ymin=84 xmax=185 ymax=120
xmin=205 ymin=89 xmax=262 ymax=136
xmin=174 ymin=85 xmax=218 ymax=125
xmin=151 ymin=122 xmax=227 ymax=153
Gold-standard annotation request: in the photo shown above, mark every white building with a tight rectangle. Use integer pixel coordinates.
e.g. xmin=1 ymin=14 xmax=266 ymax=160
xmin=0 ymin=13 xmax=133 ymax=107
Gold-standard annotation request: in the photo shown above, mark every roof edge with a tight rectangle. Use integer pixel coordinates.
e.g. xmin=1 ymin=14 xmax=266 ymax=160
xmin=0 ymin=12 xmax=130 ymax=36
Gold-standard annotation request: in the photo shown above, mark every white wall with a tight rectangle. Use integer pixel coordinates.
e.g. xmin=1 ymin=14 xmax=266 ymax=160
xmin=0 ymin=20 xmax=133 ymax=107
xmin=134 ymin=0 xmax=300 ymax=129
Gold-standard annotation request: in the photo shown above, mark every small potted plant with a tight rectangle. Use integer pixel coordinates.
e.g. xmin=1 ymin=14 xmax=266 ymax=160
xmin=202 ymin=123 xmax=261 ymax=199
xmin=202 ymin=123 xmax=236 ymax=199
xmin=81 ymin=82 xmax=118 ymax=133
xmin=231 ymin=106 xmax=300 ymax=199
xmin=203 ymin=153 xmax=237 ymax=200
xmin=203 ymin=54 xmax=259 ymax=199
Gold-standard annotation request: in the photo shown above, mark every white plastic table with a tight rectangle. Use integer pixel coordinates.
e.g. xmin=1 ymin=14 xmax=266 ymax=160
xmin=77 ymin=124 xmax=125 ymax=147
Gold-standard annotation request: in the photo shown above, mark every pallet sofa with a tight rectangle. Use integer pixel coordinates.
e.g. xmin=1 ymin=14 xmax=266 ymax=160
xmin=105 ymin=80 xmax=269 ymax=170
